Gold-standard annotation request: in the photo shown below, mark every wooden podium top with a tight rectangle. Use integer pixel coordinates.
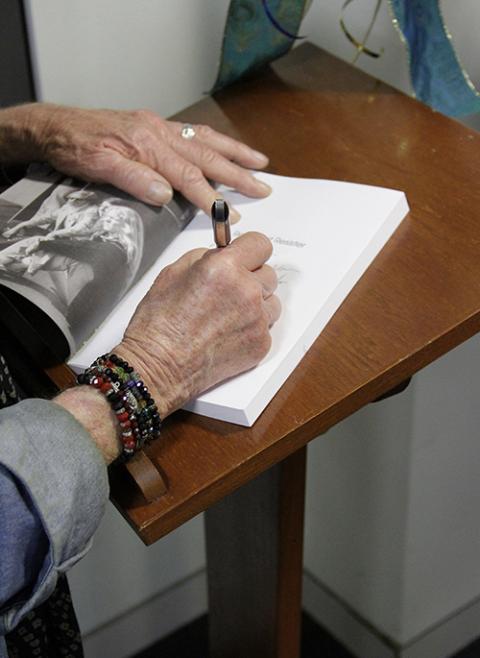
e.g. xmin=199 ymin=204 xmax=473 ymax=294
xmin=108 ymin=43 xmax=480 ymax=544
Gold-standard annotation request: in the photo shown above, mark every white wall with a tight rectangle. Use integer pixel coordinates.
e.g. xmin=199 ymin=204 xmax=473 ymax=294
xmin=25 ymin=0 xmax=229 ymax=116
xmin=305 ymin=333 xmax=480 ymax=644
xmin=68 ymin=507 xmax=205 ymax=636
xmin=403 ymin=335 xmax=480 ymax=638
xmin=25 ymin=1 xmax=480 ymax=654
xmin=304 ymin=385 xmax=415 ymax=641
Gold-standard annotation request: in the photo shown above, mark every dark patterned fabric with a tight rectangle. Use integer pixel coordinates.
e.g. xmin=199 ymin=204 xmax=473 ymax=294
xmin=0 ymin=355 xmax=18 ymax=408
xmin=5 ymin=576 xmax=83 ymax=658
xmin=0 ymin=354 xmax=84 ymax=658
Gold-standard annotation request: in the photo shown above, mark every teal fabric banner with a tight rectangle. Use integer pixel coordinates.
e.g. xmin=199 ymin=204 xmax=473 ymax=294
xmin=215 ymin=0 xmax=480 ymax=117
xmin=213 ymin=0 xmax=307 ymax=91
xmin=389 ymin=0 xmax=480 ymax=117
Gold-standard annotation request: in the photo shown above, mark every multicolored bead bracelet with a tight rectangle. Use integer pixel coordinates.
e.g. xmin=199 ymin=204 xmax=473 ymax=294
xmin=77 ymin=353 xmax=161 ymax=460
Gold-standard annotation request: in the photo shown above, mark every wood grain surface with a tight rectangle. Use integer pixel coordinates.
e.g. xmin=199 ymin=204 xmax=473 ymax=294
xmin=104 ymin=43 xmax=480 ymax=544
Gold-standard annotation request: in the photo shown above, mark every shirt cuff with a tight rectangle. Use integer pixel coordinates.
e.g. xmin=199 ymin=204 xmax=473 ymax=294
xmin=0 ymin=398 xmax=109 ymax=634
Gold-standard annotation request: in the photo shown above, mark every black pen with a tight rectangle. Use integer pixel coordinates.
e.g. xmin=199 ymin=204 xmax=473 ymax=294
xmin=211 ymin=199 xmax=231 ymax=248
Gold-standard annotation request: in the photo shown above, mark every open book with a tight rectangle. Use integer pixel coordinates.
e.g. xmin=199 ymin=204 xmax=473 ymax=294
xmin=0 ymin=168 xmax=196 ymax=365
xmin=0 ymin=170 xmax=408 ymax=425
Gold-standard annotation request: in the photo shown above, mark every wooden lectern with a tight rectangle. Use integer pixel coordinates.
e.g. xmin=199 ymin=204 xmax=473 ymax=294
xmin=49 ymin=43 xmax=480 ymax=658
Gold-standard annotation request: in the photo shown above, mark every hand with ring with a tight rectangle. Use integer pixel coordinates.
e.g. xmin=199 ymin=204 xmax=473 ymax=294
xmin=0 ymin=104 xmax=272 ymax=221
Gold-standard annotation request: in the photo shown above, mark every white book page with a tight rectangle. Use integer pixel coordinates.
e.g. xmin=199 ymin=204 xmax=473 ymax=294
xmin=70 ymin=173 xmax=408 ymax=425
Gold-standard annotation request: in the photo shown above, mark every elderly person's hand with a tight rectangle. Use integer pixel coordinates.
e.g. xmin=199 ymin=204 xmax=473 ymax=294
xmin=56 ymin=232 xmax=280 ymax=462
xmin=0 ymin=103 xmax=271 ymax=221
xmin=116 ymin=231 xmax=280 ymax=419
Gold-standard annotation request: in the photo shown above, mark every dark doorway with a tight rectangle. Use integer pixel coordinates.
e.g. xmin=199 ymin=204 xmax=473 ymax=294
xmin=0 ymin=0 xmax=35 ymax=106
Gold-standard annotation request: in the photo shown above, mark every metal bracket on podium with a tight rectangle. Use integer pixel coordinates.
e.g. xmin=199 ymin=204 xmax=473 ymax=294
xmin=373 ymin=377 xmax=412 ymax=402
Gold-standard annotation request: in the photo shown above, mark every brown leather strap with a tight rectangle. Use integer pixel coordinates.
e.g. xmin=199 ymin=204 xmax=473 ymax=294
xmin=125 ymin=450 xmax=168 ymax=502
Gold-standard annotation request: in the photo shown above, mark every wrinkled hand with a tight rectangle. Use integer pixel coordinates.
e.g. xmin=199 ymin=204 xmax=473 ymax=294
xmin=31 ymin=104 xmax=271 ymax=219
xmin=115 ymin=232 xmax=281 ymax=418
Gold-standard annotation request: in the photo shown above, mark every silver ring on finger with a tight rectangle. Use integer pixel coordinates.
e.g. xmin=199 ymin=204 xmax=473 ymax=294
xmin=181 ymin=123 xmax=196 ymax=140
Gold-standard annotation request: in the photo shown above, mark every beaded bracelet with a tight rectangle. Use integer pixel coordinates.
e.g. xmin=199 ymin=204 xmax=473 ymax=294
xmin=77 ymin=353 xmax=161 ymax=460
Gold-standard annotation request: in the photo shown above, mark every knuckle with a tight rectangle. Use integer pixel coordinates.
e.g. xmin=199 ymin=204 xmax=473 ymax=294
xmin=131 ymin=109 xmax=167 ymax=135
xmin=248 ymin=321 xmax=271 ymax=360
xmin=132 ymin=108 xmax=157 ymax=124
xmin=255 ymin=232 xmax=273 ymax=253
xmin=217 ymin=250 xmax=238 ymax=274
xmin=130 ymin=124 xmax=154 ymax=149
xmin=265 ymin=264 xmax=278 ymax=289
xmin=196 ymin=124 xmax=213 ymax=139
xmin=243 ymin=231 xmax=272 ymax=258
xmin=198 ymin=252 xmax=237 ymax=289
xmin=242 ymin=281 xmax=263 ymax=310
xmin=259 ymin=331 xmax=272 ymax=358
xmin=272 ymin=294 xmax=282 ymax=318
xmin=181 ymin=163 xmax=204 ymax=187
xmin=201 ymin=147 xmax=220 ymax=167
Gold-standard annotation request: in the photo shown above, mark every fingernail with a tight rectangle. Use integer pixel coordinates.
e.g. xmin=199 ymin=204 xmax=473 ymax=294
xmin=147 ymin=181 xmax=173 ymax=205
xmin=230 ymin=207 xmax=241 ymax=224
xmin=257 ymin=180 xmax=272 ymax=196
xmin=252 ymin=150 xmax=269 ymax=166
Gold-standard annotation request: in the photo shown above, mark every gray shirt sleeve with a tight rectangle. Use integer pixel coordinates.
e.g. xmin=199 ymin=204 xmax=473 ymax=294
xmin=0 ymin=398 xmax=109 ymax=637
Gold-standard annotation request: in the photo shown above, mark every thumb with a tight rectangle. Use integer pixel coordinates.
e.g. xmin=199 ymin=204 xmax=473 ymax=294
xmin=171 ymin=247 xmax=209 ymax=271
xmin=100 ymin=152 xmax=173 ymax=205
